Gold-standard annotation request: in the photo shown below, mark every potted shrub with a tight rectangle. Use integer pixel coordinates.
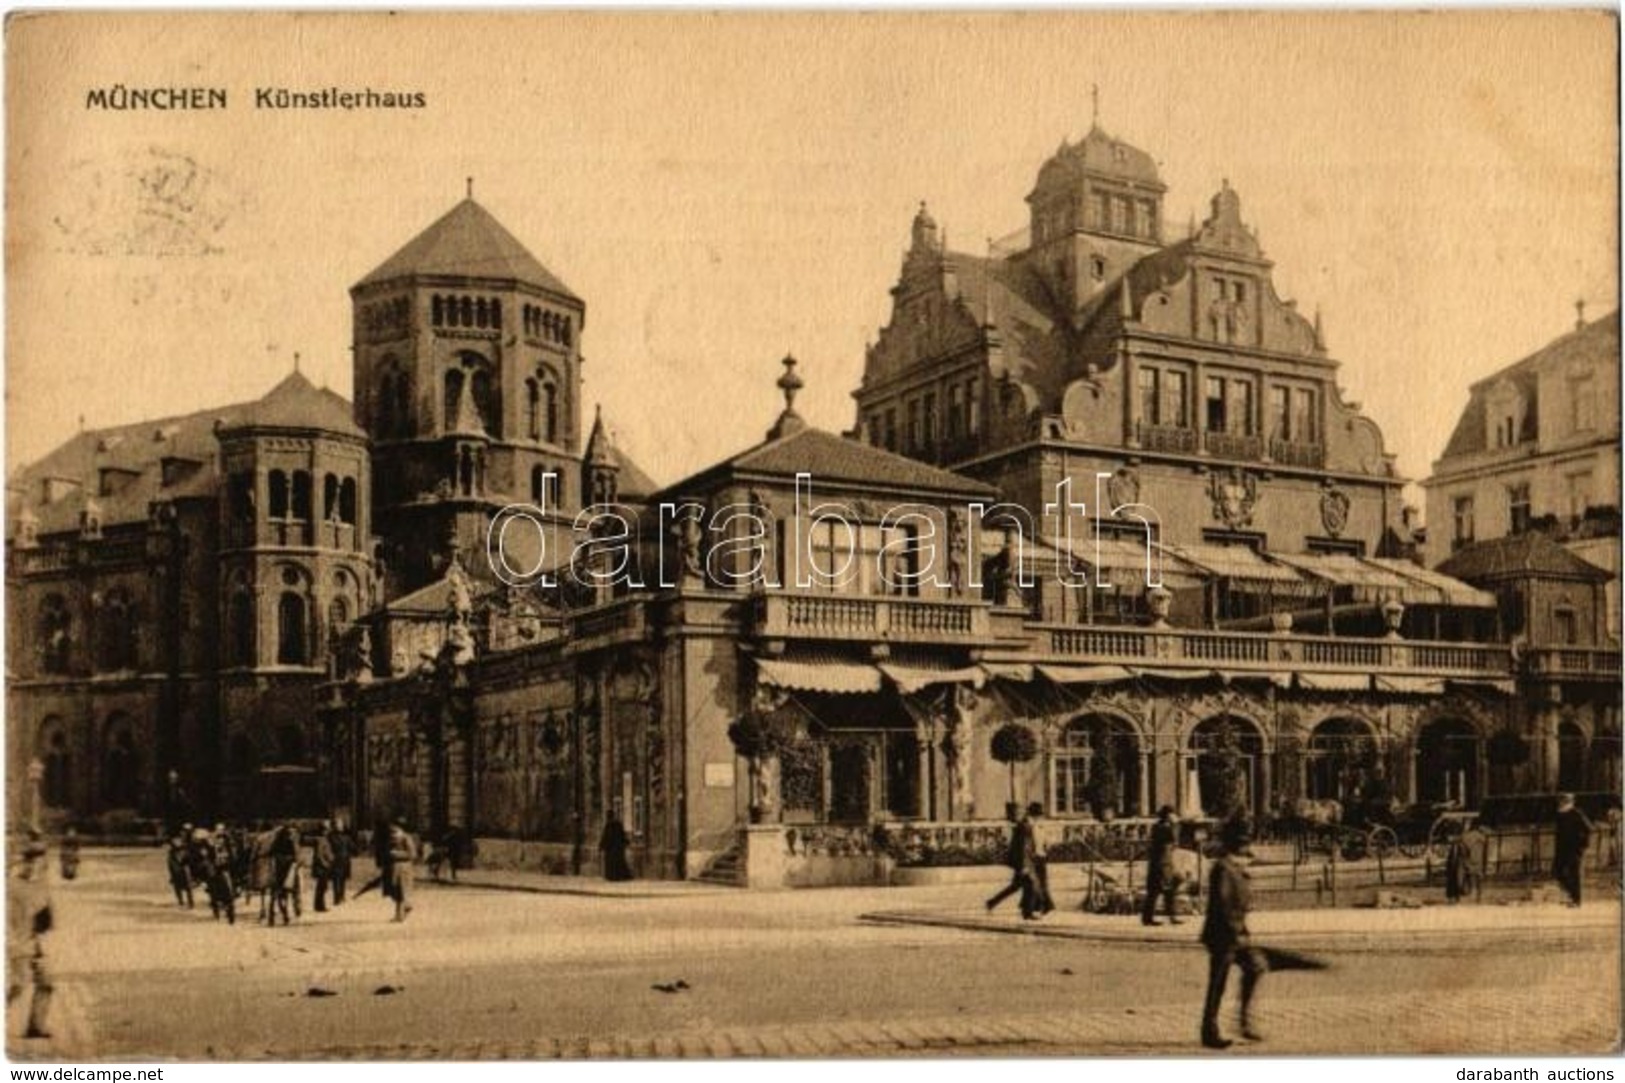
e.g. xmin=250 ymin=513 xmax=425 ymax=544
xmin=989 ymin=722 xmax=1039 ymax=807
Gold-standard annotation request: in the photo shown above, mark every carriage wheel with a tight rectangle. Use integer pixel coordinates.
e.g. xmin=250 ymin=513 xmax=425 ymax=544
xmin=1367 ymin=825 xmax=1398 ymax=860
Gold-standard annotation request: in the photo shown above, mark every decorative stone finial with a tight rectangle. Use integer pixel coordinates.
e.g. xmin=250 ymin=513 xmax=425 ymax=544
xmin=767 ymin=354 xmax=807 ymax=440
xmin=1576 ymin=298 xmax=1587 ymax=331
xmin=1313 ymin=306 xmax=1325 ymax=350
xmin=1090 ymin=83 xmax=1100 ymax=129
xmin=466 ymin=176 xmax=474 ymax=200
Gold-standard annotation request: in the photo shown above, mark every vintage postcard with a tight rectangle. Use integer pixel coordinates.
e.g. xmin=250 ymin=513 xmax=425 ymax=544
xmin=4 ymin=10 xmax=1620 ymax=1062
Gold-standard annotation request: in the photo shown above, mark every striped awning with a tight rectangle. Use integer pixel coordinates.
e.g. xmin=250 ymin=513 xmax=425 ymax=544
xmin=878 ymin=662 xmax=986 ymax=695
xmin=1363 ymin=558 xmax=1497 ymax=609
xmin=1375 ymin=674 xmax=1447 ymax=694
xmin=1296 ymin=671 xmax=1372 ymax=692
xmin=1219 ymin=670 xmax=1293 ymax=688
xmin=1163 ymin=542 xmax=1318 ymax=596
xmin=1131 ymin=667 xmax=1221 ymax=682
xmin=1267 ymin=551 xmax=1438 ymax=605
xmin=1448 ymin=678 xmax=1518 ymax=696
xmin=1043 ymin=535 xmax=1204 ymax=592
xmin=755 ymin=656 xmax=882 ymax=695
xmin=1036 ymin=664 xmax=1136 ymax=685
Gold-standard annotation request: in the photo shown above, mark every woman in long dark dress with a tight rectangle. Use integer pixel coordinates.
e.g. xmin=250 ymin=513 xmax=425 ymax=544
xmin=600 ymin=815 xmax=634 ymax=881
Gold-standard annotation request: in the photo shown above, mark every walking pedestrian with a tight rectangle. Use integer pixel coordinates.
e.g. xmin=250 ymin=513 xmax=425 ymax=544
xmin=1199 ymin=817 xmax=1265 ymax=1049
xmin=166 ymin=833 xmax=193 ymax=909
xmin=1025 ymin=802 xmax=1055 ymax=919
xmin=387 ymin=821 xmax=417 ymax=922
xmin=985 ymin=803 xmax=1031 ymax=914
xmin=1553 ymin=793 xmax=1593 ymax=907
xmin=58 ymin=828 xmax=80 ymax=882
xmin=7 ymin=835 xmax=54 ymax=1040
xmin=1142 ymin=805 xmax=1183 ymax=926
xmin=600 ymin=814 xmax=634 ymax=881
xmin=329 ymin=821 xmax=352 ymax=905
xmin=312 ymin=821 xmax=336 ymax=912
xmin=267 ymin=823 xmax=299 ymax=926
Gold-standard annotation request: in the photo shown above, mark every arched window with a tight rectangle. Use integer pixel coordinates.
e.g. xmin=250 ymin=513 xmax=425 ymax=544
xmin=328 ymin=595 xmax=350 ymax=638
xmin=459 ymin=296 xmax=473 ymax=327
xmin=276 ymin=724 xmax=306 ymax=766
xmin=277 ymin=591 xmax=308 ymax=665
xmin=1417 ymin=718 xmax=1480 ymax=807
xmin=378 ymin=372 xmax=398 ymax=436
xmin=444 ymin=368 xmax=465 ymax=428
xmin=323 ymin=473 xmax=340 ymax=522
xmin=268 ymin=470 xmax=290 ymax=519
xmin=339 ymin=478 xmax=357 ymax=525
xmin=291 ymin=471 xmax=312 ymax=521
xmin=98 ymin=590 xmax=137 ymax=671
xmin=543 ymin=311 xmax=555 ymax=340
xmin=1558 ymin=720 xmax=1587 ymax=793
xmin=1306 ymin=718 xmax=1380 ymax=803
xmin=431 ymin=296 xmax=444 ymax=327
xmin=1188 ymin=716 xmax=1264 ymax=820
xmin=470 ymin=369 xmax=496 ymax=434
xmin=230 ymin=590 xmax=255 ymax=667
xmin=526 ymin=379 xmax=541 ymax=440
xmin=395 ymin=374 xmax=411 ymax=437
xmin=40 ymin=594 xmax=71 ymax=674
xmin=490 ymin=299 xmax=502 ymax=328
xmin=544 ymin=382 xmax=559 ymax=444
xmin=40 ymin=718 xmax=70 ymax=809
xmin=102 ymin=713 xmax=140 ymax=810
xmin=475 ymin=298 xmax=489 ymax=329
xmin=560 ymin=315 xmax=573 ymax=347
xmin=1052 ymin=715 xmax=1141 ymax=818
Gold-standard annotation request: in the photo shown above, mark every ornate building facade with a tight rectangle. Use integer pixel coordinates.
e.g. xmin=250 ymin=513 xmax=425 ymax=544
xmin=8 ymin=129 xmax=1619 ymax=884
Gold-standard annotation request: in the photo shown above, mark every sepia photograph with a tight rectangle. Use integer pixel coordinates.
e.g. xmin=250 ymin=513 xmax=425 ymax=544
xmin=3 ymin=9 xmax=1620 ymax=1064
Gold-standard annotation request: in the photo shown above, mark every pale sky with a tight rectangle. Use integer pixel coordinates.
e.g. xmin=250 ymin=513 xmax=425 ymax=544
xmin=6 ymin=12 xmax=1618 ymax=506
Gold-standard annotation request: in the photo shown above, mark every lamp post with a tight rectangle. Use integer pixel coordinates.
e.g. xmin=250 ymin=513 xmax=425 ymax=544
xmin=27 ymin=758 xmax=45 ymax=832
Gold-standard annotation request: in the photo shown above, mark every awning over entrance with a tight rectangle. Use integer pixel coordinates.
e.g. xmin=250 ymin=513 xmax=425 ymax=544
xmin=1296 ymin=671 xmax=1372 ymax=691
xmin=1045 ymin=535 xmax=1205 ymax=592
xmin=1162 ymin=542 xmax=1318 ymax=597
xmin=1036 ymin=663 xmax=1135 ymax=685
xmin=1267 ymin=551 xmax=1438 ymax=605
xmin=878 ymin=661 xmax=986 ymax=695
xmin=1375 ymin=674 xmax=1447 ymax=694
xmin=1448 ymin=678 xmax=1518 ymax=696
xmin=1218 ymin=670 xmax=1293 ymax=688
xmin=756 ymin=655 xmax=882 ymax=694
xmin=1362 ymin=558 xmax=1497 ymax=608
xmin=981 ymin=662 xmax=1034 ymax=683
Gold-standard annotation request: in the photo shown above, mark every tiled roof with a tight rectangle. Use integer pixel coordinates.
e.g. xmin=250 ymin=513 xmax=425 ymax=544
xmin=1438 ymin=312 xmax=1619 ymax=460
xmin=356 ymin=198 xmax=578 ymax=299
xmin=220 ymin=371 xmax=364 ymax=438
xmin=611 ymin=447 xmax=658 ymax=500
xmin=1033 ymin=125 xmax=1164 ymax=191
xmin=658 ymin=426 xmax=996 ymax=500
xmin=1437 ymin=533 xmax=1613 ymax=584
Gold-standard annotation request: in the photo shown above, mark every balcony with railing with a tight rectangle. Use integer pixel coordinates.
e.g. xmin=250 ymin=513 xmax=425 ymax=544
xmin=1269 ymin=438 xmax=1326 ymax=469
xmin=1028 ymin=622 xmax=1514 ymax=680
xmin=1525 ymin=647 xmax=1623 ymax=681
xmin=1136 ymin=422 xmax=1198 ymax=454
xmin=751 ymin=591 xmax=995 ymax=645
xmin=1203 ymin=430 xmax=1264 ymax=461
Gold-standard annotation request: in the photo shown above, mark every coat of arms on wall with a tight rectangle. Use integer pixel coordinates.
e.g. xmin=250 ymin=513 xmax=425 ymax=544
xmin=1106 ymin=466 xmax=1141 ymax=511
xmin=1209 ymin=467 xmax=1259 ymax=530
xmin=1320 ymin=485 xmax=1351 ymax=538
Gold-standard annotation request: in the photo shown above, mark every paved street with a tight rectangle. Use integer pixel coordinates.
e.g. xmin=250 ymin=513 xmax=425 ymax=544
xmin=15 ymin=849 xmax=1620 ymax=1060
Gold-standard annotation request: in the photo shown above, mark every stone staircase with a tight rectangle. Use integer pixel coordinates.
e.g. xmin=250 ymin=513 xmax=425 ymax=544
xmin=694 ymin=840 xmax=746 ymax=887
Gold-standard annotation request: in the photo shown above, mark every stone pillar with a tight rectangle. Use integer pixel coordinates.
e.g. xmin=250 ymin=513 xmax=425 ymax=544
xmin=1138 ymin=750 xmax=1152 ymax=816
xmin=1259 ymin=750 xmax=1274 ymax=818
xmin=1124 ymin=350 xmax=1141 ymax=447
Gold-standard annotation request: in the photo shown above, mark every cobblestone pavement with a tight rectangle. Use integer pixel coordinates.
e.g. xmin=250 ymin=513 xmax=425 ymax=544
xmin=193 ymin=979 xmax=1618 ymax=1060
xmin=13 ymin=849 xmax=1620 ymax=1061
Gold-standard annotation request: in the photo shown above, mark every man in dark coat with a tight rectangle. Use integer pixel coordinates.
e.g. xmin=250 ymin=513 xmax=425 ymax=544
xmin=1199 ymin=817 xmax=1265 ymax=1049
xmin=1143 ymin=805 xmax=1183 ymax=925
xmin=312 ymin=822 xmax=336 ymax=912
xmin=329 ymin=823 xmax=352 ymax=905
xmin=1553 ymin=793 xmax=1593 ymax=907
xmin=600 ymin=814 xmax=634 ymax=882
xmin=985 ymin=803 xmax=1032 ymax=914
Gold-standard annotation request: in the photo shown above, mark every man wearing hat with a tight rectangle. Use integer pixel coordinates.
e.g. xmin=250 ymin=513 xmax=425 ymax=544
xmin=7 ymin=834 xmax=54 ymax=1040
xmin=1142 ymin=805 xmax=1183 ymax=926
xmin=1199 ymin=816 xmax=1265 ymax=1049
xmin=1552 ymin=793 xmax=1593 ymax=907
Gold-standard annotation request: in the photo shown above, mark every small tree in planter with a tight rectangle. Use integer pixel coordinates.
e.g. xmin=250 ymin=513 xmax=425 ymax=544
xmin=1206 ymin=719 xmax=1248 ymax=822
xmin=728 ymin=711 xmax=804 ymax=823
xmin=990 ymin=722 xmax=1040 ymax=807
xmin=1085 ymin=746 xmax=1122 ymax=821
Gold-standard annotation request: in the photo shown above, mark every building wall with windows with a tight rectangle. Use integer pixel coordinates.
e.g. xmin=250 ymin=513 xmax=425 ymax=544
xmin=1423 ymin=311 xmax=1621 ymax=637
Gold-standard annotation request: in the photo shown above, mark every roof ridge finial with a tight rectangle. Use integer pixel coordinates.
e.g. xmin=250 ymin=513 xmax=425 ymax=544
xmin=466 ymin=176 xmax=474 ymax=201
xmin=767 ymin=354 xmax=808 ymax=441
xmin=1576 ymin=297 xmax=1587 ymax=331
xmin=1090 ymin=83 xmax=1100 ymax=129
xmin=293 ymin=351 xmax=301 ymax=375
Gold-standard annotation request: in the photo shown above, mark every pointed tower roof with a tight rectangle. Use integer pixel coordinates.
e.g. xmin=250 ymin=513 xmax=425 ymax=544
xmin=356 ymin=198 xmax=579 ymax=299
xmin=222 ymin=371 xmax=365 ymax=438
xmin=584 ymin=405 xmax=617 ymax=469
